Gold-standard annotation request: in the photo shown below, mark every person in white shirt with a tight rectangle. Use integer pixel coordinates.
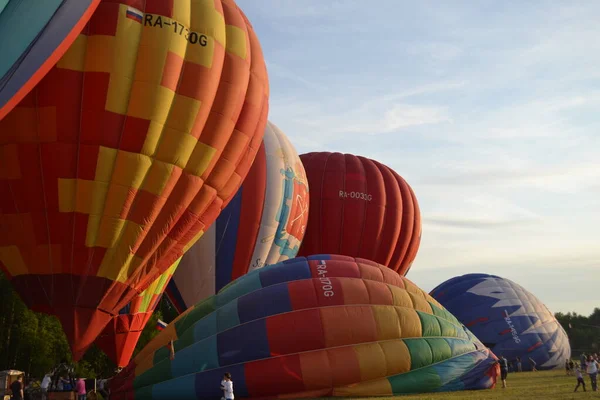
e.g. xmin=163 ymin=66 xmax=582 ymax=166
xmin=220 ymin=372 xmax=234 ymax=400
xmin=587 ymin=356 xmax=598 ymax=392
xmin=40 ymin=374 xmax=52 ymax=400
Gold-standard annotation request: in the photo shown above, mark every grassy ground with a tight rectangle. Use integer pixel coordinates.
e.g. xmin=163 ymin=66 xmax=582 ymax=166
xmin=354 ymin=370 xmax=597 ymax=400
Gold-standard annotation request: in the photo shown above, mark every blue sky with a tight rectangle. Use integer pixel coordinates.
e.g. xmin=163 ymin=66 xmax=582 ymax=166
xmin=237 ymin=1 xmax=600 ymax=316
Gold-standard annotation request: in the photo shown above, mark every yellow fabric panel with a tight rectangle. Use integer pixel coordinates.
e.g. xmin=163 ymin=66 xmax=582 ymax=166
xmin=0 ymin=246 xmax=27 ymax=276
xmin=96 ymin=146 xmax=118 ymax=182
xmin=85 ymin=215 xmax=101 ymax=247
xmin=408 ymin=292 xmax=433 ymax=314
xmin=84 ymin=35 xmax=115 ymax=73
xmin=142 ymin=161 xmax=176 ymax=196
xmin=112 ymin=150 xmax=152 ymax=189
xmin=298 ymin=351 xmax=332 ymax=391
xmin=114 ymin=254 xmax=143 ymax=283
xmin=372 ymin=305 xmax=401 ymax=341
xmin=333 ymin=378 xmax=392 ymax=397
xmin=89 ymin=182 xmax=110 ymax=216
xmin=141 ymin=121 xmax=165 ymax=157
xmin=354 ymin=342 xmax=387 ymax=382
xmin=116 ymin=221 xmax=145 ymax=253
xmin=56 ymin=34 xmax=87 ymax=71
xmin=106 ymin=74 xmax=135 ymax=116
xmin=73 ymin=180 xmax=98 ymax=214
xmin=0 ymin=145 xmax=20 ymax=179
xmin=167 ymin=25 xmax=188 ymax=59
xmin=389 ymin=285 xmax=414 ymax=308
xmin=182 ymin=229 xmax=204 ymax=253
xmin=135 ymin=34 xmax=169 ymax=85
xmin=94 ymin=217 xmax=126 ymax=248
xmin=404 ymin=278 xmax=426 ymax=299
xmin=154 ymin=128 xmax=198 ymax=168
xmin=128 ymin=83 xmax=175 ymax=124
xmin=225 ymin=25 xmax=247 ymax=59
xmin=381 ymin=340 xmax=412 ymax=375
xmin=103 ymin=184 xmax=134 ymax=218
xmin=171 ymin=1 xmax=190 ymax=27
xmin=58 ymin=179 xmax=76 ymax=213
xmin=185 ymin=142 xmax=217 ymax=177
xmin=96 ymin=245 xmax=133 ymax=282
xmin=164 ymin=94 xmax=201 ymax=135
xmin=395 ymin=307 xmax=422 ymax=339
xmin=191 ymin=2 xmax=226 ymax=46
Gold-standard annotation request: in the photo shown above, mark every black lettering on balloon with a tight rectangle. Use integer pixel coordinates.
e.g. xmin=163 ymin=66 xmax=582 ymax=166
xmin=143 ymin=14 xmax=209 ymax=47
xmin=153 ymin=15 xmax=163 ymax=28
xmin=144 ymin=14 xmax=153 ymax=26
xmin=189 ymin=32 xmax=198 ymax=44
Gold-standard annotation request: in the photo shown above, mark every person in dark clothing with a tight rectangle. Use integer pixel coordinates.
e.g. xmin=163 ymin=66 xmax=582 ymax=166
xmin=498 ymin=356 xmax=508 ymax=388
xmin=11 ymin=376 xmax=24 ymax=400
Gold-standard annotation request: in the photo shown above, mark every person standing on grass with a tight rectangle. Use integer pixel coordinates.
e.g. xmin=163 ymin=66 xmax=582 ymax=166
xmin=516 ymin=356 xmax=522 ymax=372
xmin=76 ymin=378 xmax=87 ymax=400
xmin=498 ymin=355 xmax=509 ymax=388
xmin=528 ymin=357 xmax=537 ymax=371
xmin=574 ymin=364 xmax=587 ymax=392
xmin=587 ymin=355 xmax=598 ymax=392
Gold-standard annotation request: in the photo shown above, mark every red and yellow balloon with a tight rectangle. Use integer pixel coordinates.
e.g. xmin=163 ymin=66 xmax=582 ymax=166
xmin=0 ymin=0 xmax=269 ymax=360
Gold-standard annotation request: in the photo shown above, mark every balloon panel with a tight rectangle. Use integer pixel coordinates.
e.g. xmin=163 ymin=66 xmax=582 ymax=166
xmin=0 ymin=0 xmax=268 ymax=359
xmin=431 ymin=273 xmax=571 ymax=371
xmin=298 ymin=152 xmax=421 ymax=275
xmin=0 ymin=0 xmax=100 ymax=120
xmin=165 ymin=120 xmax=309 ymax=313
xmin=110 ymin=255 xmax=498 ymax=399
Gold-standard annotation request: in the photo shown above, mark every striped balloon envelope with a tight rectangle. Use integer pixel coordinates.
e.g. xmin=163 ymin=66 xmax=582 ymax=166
xmin=0 ymin=0 xmax=101 ymax=120
xmin=165 ymin=120 xmax=309 ymax=314
xmin=110 ymin=255 xmax=499 ymax=399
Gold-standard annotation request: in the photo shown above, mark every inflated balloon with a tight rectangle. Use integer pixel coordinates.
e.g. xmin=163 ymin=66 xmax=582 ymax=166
xmin=110 ymin=255 xmax=498 ymax=399
xmin=298 ymin=152 xmax=421 ymax=275
xmin=0 ymin=0 xmax=269 ymax=359
xmin=166 ymin=120 xmax=309 ymax=313
xmin=96 ymin=120 xmax=307 ymax=366
xmin=0 ymin=0 xmax=101 ymax=120
xmin=430 ymin=273 xmax=571 ymax=371
xmin=95 ymin=259 xmax=180 ymax=367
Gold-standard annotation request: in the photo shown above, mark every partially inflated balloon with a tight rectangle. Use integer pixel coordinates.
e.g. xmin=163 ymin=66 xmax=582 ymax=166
xmin=110 ymin=255 xmax=498 ymax=399
xmin=298 ymin=152 xmax=421 ymax=275
xmin=431 ymin=273 xmax=571 ymax=371
xmin=166 ymin=120 xmax=309 ymax=313
xmin=0 ymin=0 xmax=269 ymax=359
xmin=0 ymin=0 xmax=101 ymax=120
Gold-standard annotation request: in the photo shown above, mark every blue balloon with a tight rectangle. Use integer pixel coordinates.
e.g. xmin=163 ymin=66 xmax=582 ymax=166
xmin=430 ymin=273 xmax=570 ymax=371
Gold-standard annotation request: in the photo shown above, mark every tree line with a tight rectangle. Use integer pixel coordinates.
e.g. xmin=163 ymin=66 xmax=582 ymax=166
xmin=0 ymin=270 xmax=598 ymax=379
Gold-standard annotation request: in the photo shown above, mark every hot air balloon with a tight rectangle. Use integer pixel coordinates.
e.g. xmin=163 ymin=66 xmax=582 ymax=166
xmin=0 ymin=0 xmax=101 ymax=120
xmin=95 ymin=120 xmax=308 ymax=367
xmin=110 ymin=255 xmax=499 ymax=399
xmin=298 ymin=152 xmax=421 ymax=275
xmin=430 ymin=273 xmax=571 ymax=371
xmin=0 ymin=0 xmax=269 ymax=360
xmin=166 ymin=120 xmax=309 ymax=314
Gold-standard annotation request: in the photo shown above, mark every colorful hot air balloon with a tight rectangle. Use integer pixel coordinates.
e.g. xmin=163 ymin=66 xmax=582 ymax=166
xmin=298 ymin=152 xmax=421 ymax=275
xmin=109 ymin=255 xmax=498 ymax=399
xmin=0 ymin=0 xmax=269 ymax=360
xmin=430 ymin=273 xmax=571 ymax=371
xmin=165 ymin=120 xmax=309 ymax=314
xmin=0 ymin=0 xmax=101 ymax=120
xmin=95 ymin=120 xmax=307 ymax=367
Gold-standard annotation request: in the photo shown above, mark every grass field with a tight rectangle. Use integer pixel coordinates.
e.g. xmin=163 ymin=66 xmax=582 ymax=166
xmin=343 ymin=370 xmax=598 ymax=400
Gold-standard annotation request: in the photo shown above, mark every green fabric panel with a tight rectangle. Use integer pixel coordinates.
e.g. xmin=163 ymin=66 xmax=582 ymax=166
xmin=429 ymin=301 xmax=459 ymax=325
xmin=437 ymin=317 xmax=459 ymax=338
xmin=216 ymin=272 xmax=263 ymax=306
xmin=175 ymin=296 xmax=217 ymax=334
xmin=388 ymin=366 xmax=442 ymax=394
xmin=171 ymin=335 xmax=219 ymax=377
xmin=134 ymin=357 xmax=172 ymax=390
xmin=216 ymin=298 xmax=240 ymax=332
xmin=404 ymin=338 xmax=433 ymax=370
xmin=426 ymin=338 xmax=452 ymax=364
xmin=153 ymin=346 xmax=169 ymax=365
xmin=445 ymin=338 xmax=476 ymax=357
xmin=173 ymin=324 xmax=196 ymax=352
xmin=133 ymin=385 xmax=153 ymax=400
xmin=417 ymin=311 xmax=442 ymax=337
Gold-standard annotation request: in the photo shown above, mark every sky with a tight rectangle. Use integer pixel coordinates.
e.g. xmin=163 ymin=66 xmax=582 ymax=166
xmin=237 ymin=0 xmax=599 ymax=316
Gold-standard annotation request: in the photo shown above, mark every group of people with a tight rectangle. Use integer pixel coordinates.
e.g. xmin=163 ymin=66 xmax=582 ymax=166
xmin=571 ymin=353 xmax=599 ymax=392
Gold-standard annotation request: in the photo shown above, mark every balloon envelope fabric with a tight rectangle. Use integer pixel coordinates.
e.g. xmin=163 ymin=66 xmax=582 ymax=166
xmin=430 ymin=273 xmax=571 ymax=371
xmin=110 ymin=255 xmax=498 ymax=399
xmin=298 ymin=152 xmax=421 ymax=276
xmin=0 ymin=0 xmax=269 ymax=359
xmin=0 ymin=0 xmax=101 ymax=120
xmin=165 ymin=120 xmax=309 ymax=314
